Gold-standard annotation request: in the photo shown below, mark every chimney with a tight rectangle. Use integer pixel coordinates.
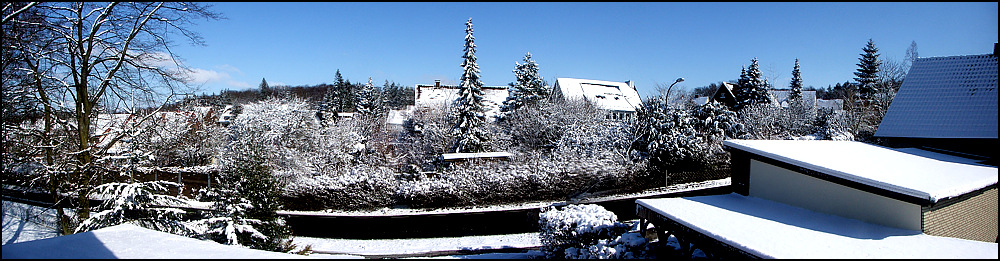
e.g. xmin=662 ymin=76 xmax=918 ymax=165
xmin=435 ymin=79 xmax=441 ymax=87
xmin=625 ymin=80 xmax=635 ymax=90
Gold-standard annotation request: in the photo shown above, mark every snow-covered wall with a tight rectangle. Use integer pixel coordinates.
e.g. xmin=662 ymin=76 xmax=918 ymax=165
xmin=749 ymin=159 xmax=922 ymax=230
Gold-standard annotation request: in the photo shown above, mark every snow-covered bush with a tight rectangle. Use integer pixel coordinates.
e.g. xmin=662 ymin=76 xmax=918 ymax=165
xmin=736 ymin=102 xmax=817 ymax=140
xmin=129 ymin=105 xmax=228 ymax=168
xmin=499 ymin=98 xmax=601 ymax=152
xmin=539 ymin=204 xmax=649 ymax=259
xmin=76 ymin=181 xmax=196 ymax=237
xmin=815 ymin=108 xmax=854 ymax=141
xmin=633 ymin=96 xmax=712 ymax=171
xmin=281 ymin=164 xmax=398 ymax=211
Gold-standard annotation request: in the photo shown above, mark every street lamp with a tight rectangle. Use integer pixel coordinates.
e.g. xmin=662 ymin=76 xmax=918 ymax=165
xmin=665 ymin=77 xmax=685 ymax=99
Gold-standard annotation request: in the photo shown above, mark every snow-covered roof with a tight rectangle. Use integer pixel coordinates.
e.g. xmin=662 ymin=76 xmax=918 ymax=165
xmin=724 ymin=140 xmax=997 ymax=203
xmin=875 ymin=53 xmax=998 ymax=139
xmin=636 ymin=194 xmax=998 ymax=259
xmin=769 ymin=90 xmax=816 ymax=108
xmin=414 ymin=84 xmax=509 ymax=120
xmin=386 ymin=106 xmax=413 ymax=125
xmin=0 ymin=224 xmax=309 ymax=259
xmin=815 ymin=99 xmax=843 ymax=110
xmin=552 ymin=78 xmax=642 ymax=112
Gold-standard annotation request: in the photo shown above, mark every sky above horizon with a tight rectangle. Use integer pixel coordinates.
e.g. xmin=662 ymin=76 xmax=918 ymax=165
xmin=170 ymin=2 xmax=998 ymax=99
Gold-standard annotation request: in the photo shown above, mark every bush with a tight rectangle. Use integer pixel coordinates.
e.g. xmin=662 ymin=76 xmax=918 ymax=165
xmin=539 ymin=204 xmax=650 ymax=259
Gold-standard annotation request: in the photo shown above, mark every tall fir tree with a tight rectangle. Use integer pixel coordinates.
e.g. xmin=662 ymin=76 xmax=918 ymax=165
xmin=789 ymin=58 xmax=803 ymax=100
xmin=452 ymin=18 xmax=489 ymax=153
xmin=502 ymin=52 xmax=549 ymax=114
xmin=854 ymin=39 xmax=881 ymax=99
xmin=355 ymin=77 xmax=386 ymax=117
xmin=733 ymin=57 xmax=771 ymax=110
xmin=259 ymin=78 xmax=271 ymax=99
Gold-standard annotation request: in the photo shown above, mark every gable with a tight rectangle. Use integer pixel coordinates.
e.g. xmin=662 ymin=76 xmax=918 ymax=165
xmin=876 ymin=54 xmax=998 ymax=139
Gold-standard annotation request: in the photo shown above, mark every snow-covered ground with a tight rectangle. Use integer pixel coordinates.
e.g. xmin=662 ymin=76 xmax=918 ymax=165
xmin=2 ymin=200 xmax=66 ymax=245
xmin=296 ymin=232 xmax=542 ymax=258
xmin=2 ymin=179 xmax=732 ymax=259
xmin=1 ymin=200 xmax=544 ymax=259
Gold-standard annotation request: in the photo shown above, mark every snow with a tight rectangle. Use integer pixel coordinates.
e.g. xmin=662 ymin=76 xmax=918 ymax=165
xmin=769 ymin=90 xmax=816 ymax=108
xmin=1 ymin=223 xmax=310 ymax=259
xmin=295 ymin=232 xmax=540 ymax=256
xmin=637 ymin=194 xmax=999 ymax=259
xmin=815 ymin=98 xmax=843 ymax=110
xmin=2 ymin=201 xmax=65 ymax=245
xmin=724 ymin=139 xmax=998 ymax=202
xmin=414 ymin=84 xmax=509 ymax=120
xmin=552 ymin=78 xmax=642 ymax=112
xmin=278 ymin=178 xmax=730 ymax=217
xmin=440 ymin=151 xmax=512 ymax=161
xmin=2 ymin=200 xmax=542 ymax=259
xmin=876 ymin=53 xmax=998 ymax=139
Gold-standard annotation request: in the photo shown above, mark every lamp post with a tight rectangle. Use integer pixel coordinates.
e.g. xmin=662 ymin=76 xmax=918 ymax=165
xmin=665 ymin=77 xmax=685 ymax=100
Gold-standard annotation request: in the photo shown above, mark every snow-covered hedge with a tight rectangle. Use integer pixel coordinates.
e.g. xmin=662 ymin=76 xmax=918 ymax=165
xmin=538 ymin=204 xmax=650 ymax=259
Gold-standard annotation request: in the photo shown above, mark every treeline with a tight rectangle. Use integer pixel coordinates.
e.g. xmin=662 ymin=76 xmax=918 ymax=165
xmin=167 ymin=71 xmax=415 ymax=112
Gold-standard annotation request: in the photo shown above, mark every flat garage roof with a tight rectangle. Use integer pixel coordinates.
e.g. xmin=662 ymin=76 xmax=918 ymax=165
xmin=723 ymin=140 xmax=997 ymax=203
xmin=637 ymin=194 xmax=998 ymax=259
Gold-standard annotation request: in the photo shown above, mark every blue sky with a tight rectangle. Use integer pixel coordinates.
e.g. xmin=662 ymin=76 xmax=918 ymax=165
xmin=171 ymin=2 xmax=998 ymax=99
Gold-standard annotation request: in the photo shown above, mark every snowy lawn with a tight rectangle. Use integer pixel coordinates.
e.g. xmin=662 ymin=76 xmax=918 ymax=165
xmin=2 ymin=223 xmax=312 ymax=259
xmin=2 ymin=200 xmax=67 ymax=245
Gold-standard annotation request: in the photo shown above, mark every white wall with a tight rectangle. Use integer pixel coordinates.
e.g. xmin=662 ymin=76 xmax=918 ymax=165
xmin=749 ymin=159 xmax=922 ymax=230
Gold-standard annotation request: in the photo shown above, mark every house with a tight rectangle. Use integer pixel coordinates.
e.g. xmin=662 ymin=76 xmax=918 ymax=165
xmin=770 ymin=90 xmax=816 ymax=109
xmin=705 ymin=84 xmax=843 ymax=111
xmin=635 ymin=140 xmax=998 ymax=258
xmin=551 ymin=78 xmax=642 ymax=119
xmin=815 ymin=98 xmax=844 ymax=110
xmin=708 ymin=82 xmax=738 ymax=108
xmin=875 ymin=47 xmax=998 ymax=163
xmin=414 ymin=80 xmax=509 ymax=121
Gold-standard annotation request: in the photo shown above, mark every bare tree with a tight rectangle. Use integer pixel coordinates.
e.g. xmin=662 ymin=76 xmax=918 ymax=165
xmin=4 ymin=2 xmax=220 ymax=229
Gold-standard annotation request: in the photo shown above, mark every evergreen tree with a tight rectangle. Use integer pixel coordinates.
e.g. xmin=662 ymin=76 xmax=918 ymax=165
xmin=355 ymin=77 xmax=387 ymax=117
xmin=452 ymin=18 xmax=489 ymax=153
xmin=259 ymin=78 xmax=271 ymax=98
xmin=501 ymin=52 xmax=549 ymax=114
xmin=854 ymin=39 xmax=881 ymax=99
xmin=192 ymin=139 xmax=294 ymax=252
xmin=789 ymin=58 xmax=803 ymax=100
xmin=75 ymin=181 xmax=196 ymax=237
xmin=733 ymin=57 xmax=771 ymax=110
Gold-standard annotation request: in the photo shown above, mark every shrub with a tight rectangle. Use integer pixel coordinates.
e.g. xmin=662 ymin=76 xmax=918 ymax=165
xmin=538 ymin=204 xmax=649 ymax=259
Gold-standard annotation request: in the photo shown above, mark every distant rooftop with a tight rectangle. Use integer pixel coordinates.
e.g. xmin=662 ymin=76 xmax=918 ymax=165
xmin=875 ymin=53 xmax=998 ymax=139
xmin=552 ymin=78 xmax=642 ymax=112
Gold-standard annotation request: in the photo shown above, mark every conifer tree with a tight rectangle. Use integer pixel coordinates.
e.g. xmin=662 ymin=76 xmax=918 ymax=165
xmin=733 ymin=57 xmax=771 ymax=110
xmin=502 ymin=52 xmax=549 ymax=114
xmin=452 ymin=18 xmax=489 ymax=153
xmin=854 ymin=39 xmax=881 ymax=99
xmin=355 ymin=77 xmax=386 ymax=117
xmin=192 ymin=138 xmax=294 ymax=252
xmin=259 ymin=78 xmax=271 ymax=99
xmin=789 ymin=58 xmax=803 ymax=100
